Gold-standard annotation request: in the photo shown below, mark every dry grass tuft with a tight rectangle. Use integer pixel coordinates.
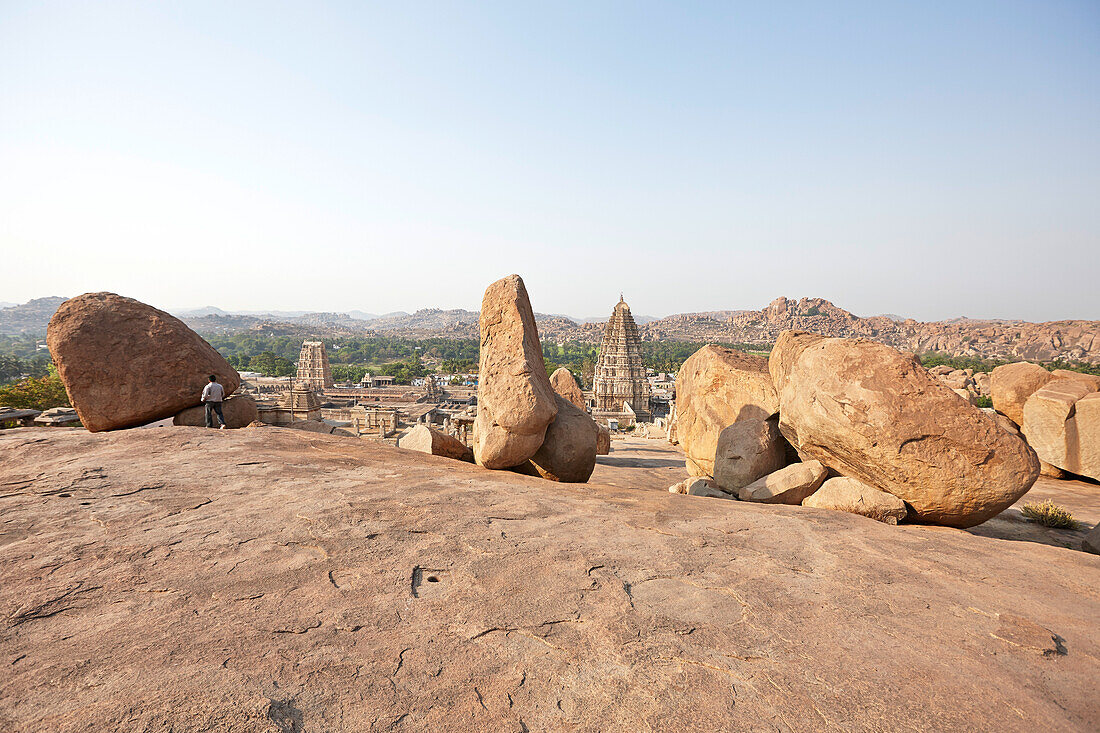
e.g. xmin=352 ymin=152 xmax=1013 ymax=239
xmin=1020 ymin=500 xmax=1080 ymax=530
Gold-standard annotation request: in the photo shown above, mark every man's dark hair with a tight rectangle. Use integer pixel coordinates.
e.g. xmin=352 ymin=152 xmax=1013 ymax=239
xmin=209 ymin=374 xmax=217 ymax=382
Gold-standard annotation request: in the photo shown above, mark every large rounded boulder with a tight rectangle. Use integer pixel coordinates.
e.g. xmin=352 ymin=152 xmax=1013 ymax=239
xmin=770 ymin=331 xmax=1040 ymax=528
xmin=675 ymin=345 xmax=779 ymax=477
xmin=47 ymin=293 xmax=240 ymax=432
xmin=473 ymin=275 xmax=558 ymax=469
xmin=514 ymin=394 xmax=598 ymax=482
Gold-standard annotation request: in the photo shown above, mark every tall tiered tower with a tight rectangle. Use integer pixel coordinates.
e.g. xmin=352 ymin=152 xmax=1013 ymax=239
xmin=593 ymin=295 xmax=651 ymax=421
xmin=295 ymin=340 xmax=333 ymax=391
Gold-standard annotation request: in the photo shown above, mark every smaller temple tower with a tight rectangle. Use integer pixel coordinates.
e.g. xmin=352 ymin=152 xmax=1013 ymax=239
xmin=593 ymin=295 xmax=651 ymax=422
xmin=296 ymin=340 xmax=334 ymax=391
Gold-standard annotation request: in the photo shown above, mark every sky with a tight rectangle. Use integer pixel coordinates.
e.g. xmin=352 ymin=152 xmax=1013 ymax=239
xmin=1 ymin=1 xmax=1098 ymax=322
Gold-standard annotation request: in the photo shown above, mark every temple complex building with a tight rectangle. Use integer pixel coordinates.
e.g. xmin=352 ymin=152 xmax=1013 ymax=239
xmin=593 ymin=295 xmax=651 ymax=423
xmin=296 ymin=340 xmax=334 ymax=390
xmin=256 ymin=383 xmax=323 ymax=425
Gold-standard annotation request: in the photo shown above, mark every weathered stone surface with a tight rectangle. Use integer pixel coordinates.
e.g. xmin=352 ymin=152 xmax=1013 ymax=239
xmin=596 ymin=423 xmax=611 ymax=455
xmin=474 ymin=275 xmax=558 ymax=469
xmin=675 ymin=345 xmax=779 ymax=477
xmin=1022 ymin=384 xmax=1100 ymax=481
xmin=550 ymin=367 xmax=586 ymax=410
xmin=173 ymin=395 xmax=258 ymax=429
xmin=991 ymin=362 xmax=1054 ymax=426
xmin=668 ymin=477 xmax=731 ymax=498
xmin=518 ymin=395 xmax=598 ymax=483
xmin=398 ymin=424 xmax=474 ymax=463
xmin=712 ymin=417 xmax=787 ymax=494
xmin=1 ymin=428 xmax=1099 ymax=730
xmin=802 ymin=476 xmax=908 ymax=524
xmin=1040 ymin=460 xmax=1066 ymax=479
xmin=285 ymin=419 xmax=356 ymax=437
xmin=1051 ymin=370 xmax=1100 ymax=391
xmin=46 ymin=292 xmax=240 ymax=432
xmin=771 ymin=331 xmax=1040 ymax=528
xmin=1084 ymin=522 xmax=1100 ymax=555
xmin=952 ymin=387 xmax=977 ymax=405
xmin=739 ymin=460 xmax=828 ymax=504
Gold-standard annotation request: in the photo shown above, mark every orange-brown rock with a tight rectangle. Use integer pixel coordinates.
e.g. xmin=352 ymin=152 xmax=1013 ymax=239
xmin=517 ymin=395 xmax=598 ymax=483
xmin=674 ymin=345 xmax=779 ymax=477
xmin=1022 ymin=384 xmax=1100 ymax=481
xmin=549 ymin=367 xmax=586 ymax=410
xmin=173 ymin=395 xmax=258 ymax=429
xmin=47 ymin=292 xmax=240 ymax=432
xmin=2 ymin=427 xmax=1097 ymax=730
xmin=473 ymin=275 xmax=558 ymax=469
xmin=802 ymin=476 xmax=908 ymax=525
xmin=398 ymin=424 xmax=474 ymax=462
xmin=1051 ymin=370 xmax=1100 ymax=391
xmin=711 ymin=417 xmax=787 ymax=494
xmin=595 ymin=423 xmax=611 ymax=455
xmin=771 ymin=331 xmax=1040 ymax=528
xmin=991 ymin=362 xmax=1055 ymax=426
xmin=738 ymin=460 xmax=828 ymax=504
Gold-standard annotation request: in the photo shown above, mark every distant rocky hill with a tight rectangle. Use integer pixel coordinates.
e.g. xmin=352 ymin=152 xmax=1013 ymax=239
xmin=636 ymin=297 xmax=1100 ymax=364
xmin=4 ymin=295 xmax=1098 ymax=364
xmin=0 ymin=297 xmax=68 ymax=335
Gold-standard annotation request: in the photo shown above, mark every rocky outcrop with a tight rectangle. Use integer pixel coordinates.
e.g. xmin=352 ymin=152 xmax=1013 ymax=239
xmin=1084 ymin=523 xmax=1100 ymax=555
xmin=398 ymin=424 xmax=474 ymax=462
xmin=711 ymin=417 xmax=787 ymax=494
xmin=738 ymin=460 xmax=828 ymax=504
xmin=771 ymin=331 xmax=1040 ymax=528
xmin=668 ymin=477 xmax=731 ymax=498
xmin=1 ymin=428 xmax=1099 ymax=731
xmin=802 ymin=476 xmax=908 ymax=524
xmin=549 ymin=367 xmax=586 ymax=410
xmin=473 ymin=275 xmax=558 ymax=469
xmin=674 ymin=346 xmax=779 ymax=477
xmin=991 ymin=362 xmax=1055 ymax=426
xmin=1022 ymin=384 xmax=1100 ymax=481
xmin=596 ymin=423 xmax=611 ymax=455
xmin=284 ymin=419 xmax=356 ymax=437
xmin=516 ymin=395 xmax=598 ymax=483
xmin=46 ymin=292 xmax=240 ymax=432
xmin=173 ymin=395 xmax=258 ymax=429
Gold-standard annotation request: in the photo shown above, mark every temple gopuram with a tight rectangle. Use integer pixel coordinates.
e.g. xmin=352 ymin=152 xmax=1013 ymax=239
xmin=592 ymin=295 xmax=651 ymax=424
xmin=296 ymin=340 xmax=334 ymax=390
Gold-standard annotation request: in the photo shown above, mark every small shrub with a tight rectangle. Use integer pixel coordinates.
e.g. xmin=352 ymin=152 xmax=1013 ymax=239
xmin=974 ymin=395 xmax=993 ymax=409
xmin=1020 ymin=500 xmax=1080 ymax=530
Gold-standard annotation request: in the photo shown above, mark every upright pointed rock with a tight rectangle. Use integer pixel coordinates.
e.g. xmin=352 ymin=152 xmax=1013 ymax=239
xmin=473 ymin=275 xmax=558 ymax=469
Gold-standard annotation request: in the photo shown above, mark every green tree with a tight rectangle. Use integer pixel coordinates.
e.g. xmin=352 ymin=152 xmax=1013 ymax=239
xmin=0 ymin=371 xmax=70 ymax=411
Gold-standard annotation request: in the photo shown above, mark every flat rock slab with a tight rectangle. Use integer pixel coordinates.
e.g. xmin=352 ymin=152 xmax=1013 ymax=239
xmin=1 ymin=427 xmax=1098 ymax=731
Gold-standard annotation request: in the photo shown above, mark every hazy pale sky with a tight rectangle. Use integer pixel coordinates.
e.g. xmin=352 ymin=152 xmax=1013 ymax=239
xmin=2 ymin=1 xmax=1098 ymax=321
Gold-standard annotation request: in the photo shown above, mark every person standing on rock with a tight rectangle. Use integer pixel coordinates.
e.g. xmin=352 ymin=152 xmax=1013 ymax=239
xmin=201 ymin=374 xmax=227 ymax=429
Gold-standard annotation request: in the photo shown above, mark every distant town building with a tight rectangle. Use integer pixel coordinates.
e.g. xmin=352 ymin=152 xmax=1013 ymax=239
xmin=593 ymin=295 xmax=652 ymax=423
xmin=295 ymin=340 xmax=333 ymax=391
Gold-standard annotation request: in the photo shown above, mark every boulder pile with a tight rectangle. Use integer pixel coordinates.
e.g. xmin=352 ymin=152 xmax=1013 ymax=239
xmin=47 ymin=292 xmax=241 ymax=431
xmin=989 ymin=362 xmax=1100 ymax=482
xmin=672 ymin=331 xmax=1042 ymax=528
xmin=473 ymin=275 xmax=599 ymax=482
